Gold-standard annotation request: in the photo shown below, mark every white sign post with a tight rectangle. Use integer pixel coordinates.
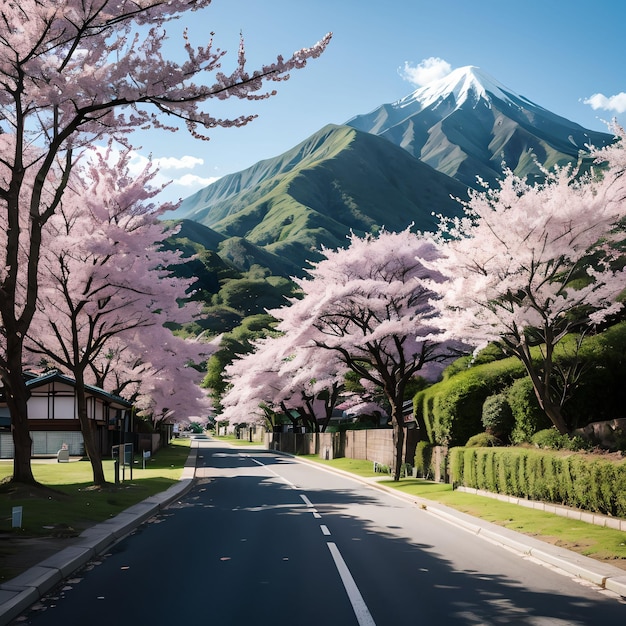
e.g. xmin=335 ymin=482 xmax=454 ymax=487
xmin=11 ymin=506 xmax=23 ymax=528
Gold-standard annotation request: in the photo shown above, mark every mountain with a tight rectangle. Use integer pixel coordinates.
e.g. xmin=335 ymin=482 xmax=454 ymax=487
xmin=173 ymin=124 xmax=469 ymax=274
xmin=346 ymin=66 xmax=615 ymax=188
xmin=169 ymin=65 xmax=616 ymax=291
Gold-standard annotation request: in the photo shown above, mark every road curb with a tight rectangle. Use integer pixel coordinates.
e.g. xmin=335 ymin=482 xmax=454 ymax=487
xmin=0 ymin=444 xmax=199 ymax=626
xmin=287 ymin=453 xmax=626 ymax=599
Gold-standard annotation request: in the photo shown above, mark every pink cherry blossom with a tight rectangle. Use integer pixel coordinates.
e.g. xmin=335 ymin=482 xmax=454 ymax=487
xmin=0 ymin=1 xmax=329 ymax=484
xmin=427 ymin=125 xmax=626 ymax=434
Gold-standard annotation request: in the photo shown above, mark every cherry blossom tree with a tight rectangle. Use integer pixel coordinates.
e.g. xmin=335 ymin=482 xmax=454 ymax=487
xmin=220 ymin=338 xmax=287 ymax=429
xmin=26 ymin=147 xmax=212 ymax=485
xmin=87 ymin=336 xmax=212 ymax=429
xmin=271 ymin=336 xmax=347 ymax=433
xmin=0 ymin=1 xmax=330 ymax=484
xmin=220 ymin=332 xmax=347 ymax=433
xmin=427 ymin=128 xmax=626 ymax=435
xmin=269 ymin=229 xmax=452 ymax=481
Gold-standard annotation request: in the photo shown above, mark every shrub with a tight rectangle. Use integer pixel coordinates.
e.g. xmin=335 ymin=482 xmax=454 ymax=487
xmin=418 ymin=321 xmax=626 ymax=447
xmin=450 ymin=445 xmax=626 ymax=516
xmin=531 ymin=429 xmax=592 ymax=451
xmin=531 ymin=428 xmax=569 ymax=449
xmin=564 ymin=434 xmax=592 ymax=451
xmin=481 ymin=393 xmax=514 ymax=440
xmin=465 ymin=433 xmax=501 ymax=447
xmin=401 ymin=463 xmax=413 ymax=478
xmin=507 ymin=378 xmax=550 ymax=443
xmin=448 ymin=447 xmax=464 ymax=488
xmin=414 ymin=441 xmax=433 ymax=478
xmin=414 ymin=357 xmax=524 ymax=446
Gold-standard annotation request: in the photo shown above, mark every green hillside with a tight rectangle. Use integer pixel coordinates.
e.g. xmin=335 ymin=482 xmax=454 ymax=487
xmin=163 ymin=220 xmax=300 ymax=337
xmin=173 ymin=125 xmax=469 ymax=272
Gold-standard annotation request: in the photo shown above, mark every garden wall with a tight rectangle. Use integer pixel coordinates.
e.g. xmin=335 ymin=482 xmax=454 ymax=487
xmin=266 ymin=428 xmax=424 ymax=470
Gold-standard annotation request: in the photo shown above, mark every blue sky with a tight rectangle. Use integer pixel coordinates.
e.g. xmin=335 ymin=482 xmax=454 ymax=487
xmin=132 ymin=0 xmax=626 ymax=204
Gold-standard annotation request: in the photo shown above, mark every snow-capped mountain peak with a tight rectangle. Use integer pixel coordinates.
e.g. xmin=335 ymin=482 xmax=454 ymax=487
xmin=397 ymin=65 xmax=528 ymax=111
xmin=346 ymin=64 xmax=614 ymax=190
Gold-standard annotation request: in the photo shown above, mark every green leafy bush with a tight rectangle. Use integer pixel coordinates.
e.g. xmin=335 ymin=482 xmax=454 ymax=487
xmin=531 ymin=428 xmax=569 ymax=449
xmin=414 ymin=441 xmax=433 ymax=478
xmin=565 ymin=434 xmax=593 ymax=451
xmin=466 ymin=433 xmax=501 ymax=447
xmin=414 ymin=357 xmax=524 ymax=446
xmin=449 ymin=446 xmax=626 ymax=516
xmin=481 ymin=393 xmax=514 ymax=439
xmin=506 ymin=378 xmax=550 ymax=443
xmin=531 ymin=429 xmax=592 ymax=451
xmin=415 ymin=322 xmax=626 ymax=447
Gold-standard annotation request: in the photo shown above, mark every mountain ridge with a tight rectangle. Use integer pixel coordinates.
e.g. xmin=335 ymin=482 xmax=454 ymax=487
xmin=173 ymin=124 xmax=469 ymax=274
xmin=346 ymin=65 xmax=614 ymax=187
xmin=168 ymin=65 xmax=616 ymax=285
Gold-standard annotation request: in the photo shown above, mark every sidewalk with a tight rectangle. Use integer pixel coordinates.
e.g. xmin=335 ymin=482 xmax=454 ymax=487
xmin=1 ymin=442 xmax=625 ymax=624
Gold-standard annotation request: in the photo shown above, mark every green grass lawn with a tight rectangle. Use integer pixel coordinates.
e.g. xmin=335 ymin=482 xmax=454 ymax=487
xmin=299 ymin=455 xmax=626 ymax=567
xmin=211 ymin=433 xmax=264 ymax=446
xmin=0 ymin=438 xmax=191 ymax=536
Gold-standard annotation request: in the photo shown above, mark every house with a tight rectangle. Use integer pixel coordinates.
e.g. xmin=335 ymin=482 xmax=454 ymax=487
xmin=0 ymin=370 xmax=132 ymax=459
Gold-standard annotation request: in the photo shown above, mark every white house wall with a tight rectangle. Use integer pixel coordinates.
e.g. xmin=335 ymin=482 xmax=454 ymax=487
xmin=27 ymin=381 xmax=113 ymax=421
xmin=0 ymin=431 xmax=84 ymax=458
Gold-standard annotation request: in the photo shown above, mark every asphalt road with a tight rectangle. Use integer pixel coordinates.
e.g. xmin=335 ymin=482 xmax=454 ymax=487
xmin=15 ymin=441 xmax=626 ymax=625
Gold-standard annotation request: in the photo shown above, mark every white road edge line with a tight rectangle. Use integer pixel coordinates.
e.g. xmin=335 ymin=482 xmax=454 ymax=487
xmin=327 ymin=542 xmax=376 ymax=626
xmin=250 ymin=457 xmax=296 ymax=488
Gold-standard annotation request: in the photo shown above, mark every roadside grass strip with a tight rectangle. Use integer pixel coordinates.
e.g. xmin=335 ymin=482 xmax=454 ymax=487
xmin=0 ymin=439 xmax=191 ymax=536
xmin=300 ymin=455 xmax=626 ymax=568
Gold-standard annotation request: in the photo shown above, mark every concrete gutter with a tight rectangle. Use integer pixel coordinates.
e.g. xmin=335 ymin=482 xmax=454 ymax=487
xmin=0 ymin=444 xmax=198 ymax=626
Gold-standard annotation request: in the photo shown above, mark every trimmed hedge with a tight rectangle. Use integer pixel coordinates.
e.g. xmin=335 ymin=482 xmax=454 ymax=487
xmin=449 ymin=446 xmax=626 ymax=517
xmin=414 ymin=322 xmax=626 ymax=446
xmin=506 ymin=377 xmax=550 ymax=443
xmin=414 ymin=358 xmax=525 ymax=446
xmin=414 ymin=441 xmax=433 ymax=478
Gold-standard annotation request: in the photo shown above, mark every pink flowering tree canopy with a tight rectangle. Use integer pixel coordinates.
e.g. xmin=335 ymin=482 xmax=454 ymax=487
xmin=26 ymin=148 xmax=212 ymax=484
xmin=427 ymin=127 xmax=626 ymax=435
xmin=0 ymin=0 xmax=330 ymax=484
xmin=269 ymin=229 xmax=453 ymax=480
xmin=220 ymin=333 xmax=347 ymax=432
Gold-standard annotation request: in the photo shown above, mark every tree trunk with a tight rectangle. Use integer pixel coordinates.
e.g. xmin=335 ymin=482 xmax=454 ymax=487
xmin=392 ymin=410 xmax=405 ymax=482
xmin=3 ymin=341 xmax=37 ymax=485
xmin=75 ymin=373 xmax=107 ymax=486
xmin=5 ymin=383 xmax=36 ymax=485
xmin=318 ymin=383 xmax=341 ymax=434
xmin=280 ymin=402 xmax=299 ymax=429
xmin=513 ymin=341 xmax=570 ymax=435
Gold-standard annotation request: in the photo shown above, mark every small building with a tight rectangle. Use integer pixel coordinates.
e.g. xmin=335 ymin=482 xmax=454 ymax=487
xmin=0 ymin=370 xmax=132 ymax=459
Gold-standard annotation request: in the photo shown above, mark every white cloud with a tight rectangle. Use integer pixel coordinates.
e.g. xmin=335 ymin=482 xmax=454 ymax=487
xmin=399 ymin=57 xmax=452 ymax=87
xmin=583 ymin=92 xmax=626 ymax=114
xmin=124 ymin=152 xmax=205 ymax=174
xmin=152 ymin=155 xmax=205 ymax=171
xmin=125 ymin=152 xmax=219 ymax=190
xmin=174 ymin=173 xmax=220 ymax=188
